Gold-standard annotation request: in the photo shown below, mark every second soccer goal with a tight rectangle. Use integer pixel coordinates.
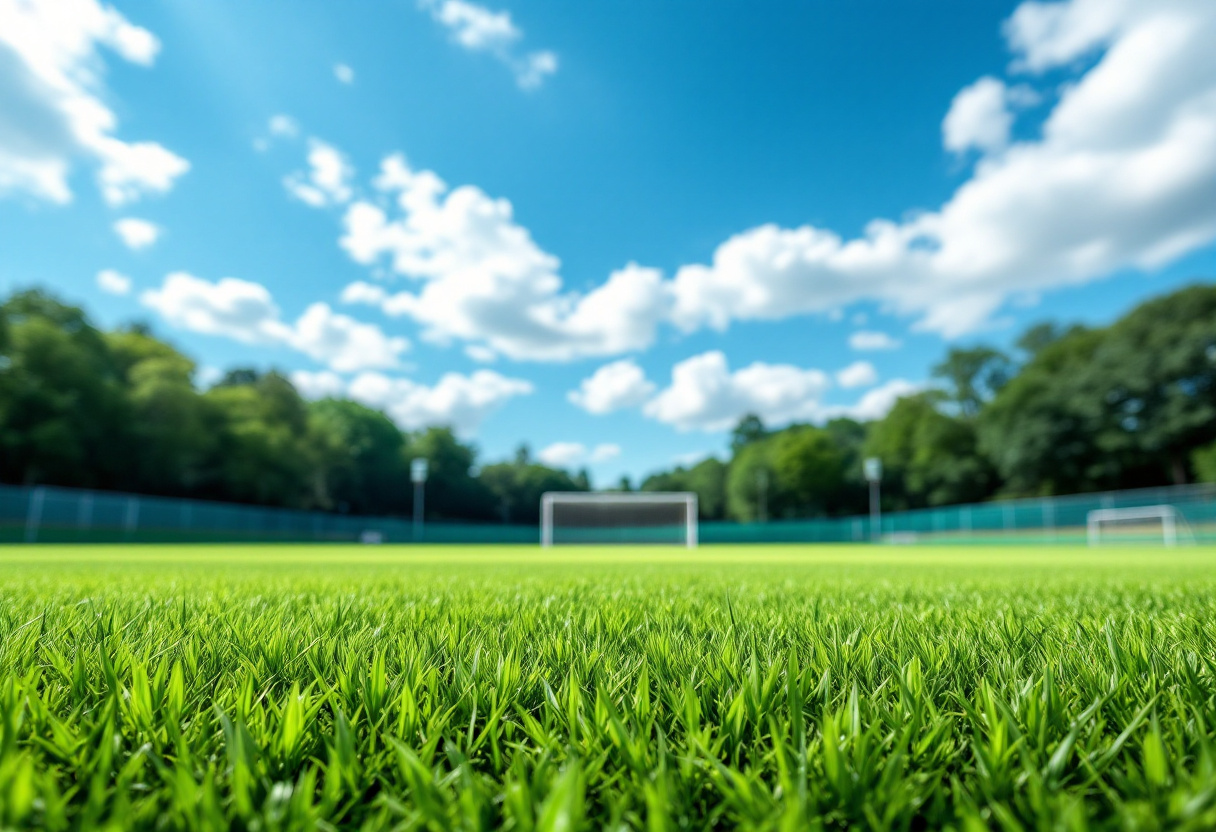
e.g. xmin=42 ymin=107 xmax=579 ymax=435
xmin=540 ymin=492 xmax=698 ymax=548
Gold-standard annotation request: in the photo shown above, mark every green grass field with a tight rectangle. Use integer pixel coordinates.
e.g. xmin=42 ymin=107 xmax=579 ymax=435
xmin=3 ymin=545 xmax=1216 ymax=830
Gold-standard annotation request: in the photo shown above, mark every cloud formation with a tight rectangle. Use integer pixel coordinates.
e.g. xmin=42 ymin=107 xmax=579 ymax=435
xmin=836 ymin=360 xmax=878 ymax=389
xmin=420 ymin=0 xmax=557 ymax=89
xmin=141 ymin=272 xmax=407 ymax=372
xmin=668 ymin=0 xmax=1216 ymax=338
xmin=291 ymin=368 xmax=532 ymax=435
xmin=834 ymin=379 xmax=921 ymax=421
xmin=538 ymin=441 xmax=621 ymax=468
xmin=0 ymin=0 xmax=188 ymax=204
xmin=113 ymin=218 xmax=160 ymax=250
xmin=643 ymin=351 xmax=831 ymax=433
xmin=339 ymin=155 xmax=669 ymax=361
xmin=346 ymin=369 xmax=533 ymax=435
xmin=567 ymin=359 xmax=656 ymax=414
xmin=96 ymin=268 xmax=131 ymax=295
xmin=314 ymin=0 xmax=1216 ymax=363
xmin=848 ymin=331 xmax=902 ymax=351
xmin=284 ymin=139 xmax=354 ymax=208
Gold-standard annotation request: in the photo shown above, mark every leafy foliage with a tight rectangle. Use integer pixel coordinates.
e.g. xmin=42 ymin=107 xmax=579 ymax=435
xmin=2 ymin=546 xmax=1216 ymax=830
xmin=0 ymin=290 xmax=579 ymax=519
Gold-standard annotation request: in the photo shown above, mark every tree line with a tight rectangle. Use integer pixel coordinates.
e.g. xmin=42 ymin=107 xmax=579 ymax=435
xmin=640 ymin=283 xmax=1216 ymax=520
xmin=0 ymin=290 xmax=583 ymax=523
xmin=2 ymin=283 xmax=1214 ymax=524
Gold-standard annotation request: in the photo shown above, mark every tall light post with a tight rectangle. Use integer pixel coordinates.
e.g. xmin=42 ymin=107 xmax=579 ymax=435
xmin=864 ymin=457 xmax=882 ymax=542
xmin=411 ymin=458 xmax=428 ymax=543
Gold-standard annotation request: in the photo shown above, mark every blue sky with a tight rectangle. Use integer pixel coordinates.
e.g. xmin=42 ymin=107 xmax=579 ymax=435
xmin=2 ymin=0 xmax=1214 ymax=485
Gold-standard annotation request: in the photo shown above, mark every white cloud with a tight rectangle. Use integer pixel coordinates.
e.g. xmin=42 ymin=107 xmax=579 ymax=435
xmin=836 ymin=360 xmax=878 ymax=389
xmin=340 ymin=154 xmax=669 ymax=361
xmin=254 ymin=115 xmax=299 ymax=152
xmin=96 ymin=268 xmax=131 ymax=295
xmin=537 ymin=441 xmax=621 ymax=468
xmin=113 ymin=217 xmax=159 ymax=250
xmin=567 ymin=359 xmax=655 ymax=414
xmin=537 ymin=441 xmax=585 ymax=468
xmin=334 ymin=63 xmax=354 ymax=84
xmin=849 ymin=331 xmax=902 ymax=351
xmin=419 ymin=0 xmax=557 ymax=89
xmin=314 ymin=0 xmax=1216 ymax=358
xmin=141 ymin=272 xmax=292 ymax=345
xmin=667 ymin=0 xmax=1216 ymax=338
xmin=464 ymin=344 xmax=497 ymax=363
xmin=428 ymin=0 xmax=519 ymax=51
xmin=943 ymin=77 xmax=1016 ymax=154
xmin=340 ymin=280 xmax=389 ymax=305
xmin=839 ymin=379 xmax=921 ymax=421
xmin=0 ymin=0 xmax=189 ymax=205
xmin=944 ymin=77 xmax=1041 ymax=155
xmin=291 ymin=302 xmax=408 ymax=372
xmin=140 ymin=272 xmax=407 ymax=372
xmin=516 ymin=50 xmax=557 ymax=90
xmin=268 ymin=114 xmax=299 ymax=138
xmin=643 ymin=350 xmax=831 ymax=433
xmin=672 ymin=450 xmax=715 ymax=468
xmin=347 ymin=369 xmax=532 ymax=436
xmin=590 ymin=443 xmax=621 ymax=463
xmin=290 ymin=369 xmax=346 ymax=399
xmin=293 ymin=367 xmax=531 ymax=434
xmin=285 ymin=139 xmax=354 ymax=208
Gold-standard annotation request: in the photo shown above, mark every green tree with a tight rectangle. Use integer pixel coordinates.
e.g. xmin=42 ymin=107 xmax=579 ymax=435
xmin=480 ymin=458 xmax=584 ymax=525
xmin=204 ymin=372 xmax=316 ymax=507
xmin=410 ymin=427 xmax=496 ymax=521
xmin=867 ymin=392 xmax=996 ymax=508
xmin=981 ymin=284 xmax=1216 ymax=493
xmin=641 ymin=457 xmax=728 ymax=520
xmin=0 ymin=290 xmax=133 ymax=488
xmin=770 ymin=427 xmax=846 ymax=516
xmin=107 ymin=329 xmax=222 ymax=496
xmin=309 ymin=399 xmax=410 ymax=515
xmin=730 ymin=414 xmax=768 ymax=453
xmin=823 ymin=418 xmax=869 ymax=516
xmin=932 ymin=346 xmax=1012 ymax=417
xmin=727 ymin=440 xmax=776 ymax=522
xmin=1194 ymin=441 xmax=1216 ymax=483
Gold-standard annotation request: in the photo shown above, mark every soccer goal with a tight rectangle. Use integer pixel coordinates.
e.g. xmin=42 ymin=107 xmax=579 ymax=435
xmin=1087 ymin=505 xmax=1193 ymax=547
xmin=541 ymin=492 xmax=698 ymax=548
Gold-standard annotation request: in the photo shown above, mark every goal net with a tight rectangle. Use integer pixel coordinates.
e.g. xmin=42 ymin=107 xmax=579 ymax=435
xmin=1087 ymin=505 xmax=1193 ymax=547
xmin=541 ymin=492 xmax=698 ymax=547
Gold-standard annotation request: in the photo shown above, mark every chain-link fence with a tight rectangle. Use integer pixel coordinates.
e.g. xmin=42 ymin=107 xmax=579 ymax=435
xmin=3 ymin=481 xmax=1215 ymax=545
xmin=698 ymin=482 xmax=1216 ymax=545
xmin=0 ymin=484 xmax=535 ymax=545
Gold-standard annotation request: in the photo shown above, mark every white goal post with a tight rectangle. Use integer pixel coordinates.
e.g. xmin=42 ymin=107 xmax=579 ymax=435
xmin=541 ymin=492 xmax=698 ymax=548
xmin=1087 ymin=505 xmax=1192 ymax=547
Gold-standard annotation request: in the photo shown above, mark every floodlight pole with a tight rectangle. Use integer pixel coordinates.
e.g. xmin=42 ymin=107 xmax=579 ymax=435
xmin=864 ymin=457 xmax=883 ymax=543
xmin=411 ymin=458 xmax=428 ymax=543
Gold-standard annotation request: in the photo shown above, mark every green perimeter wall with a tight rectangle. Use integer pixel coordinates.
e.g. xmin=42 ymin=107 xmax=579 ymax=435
xmin=3 ymin=482 xmax=1215 ymax=545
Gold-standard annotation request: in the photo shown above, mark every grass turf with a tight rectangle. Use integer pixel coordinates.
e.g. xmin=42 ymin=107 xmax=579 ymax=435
xmin=2 ymin=544 xmax=1216 ymax=830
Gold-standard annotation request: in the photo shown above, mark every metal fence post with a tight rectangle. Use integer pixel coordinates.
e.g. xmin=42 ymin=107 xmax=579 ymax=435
xmin=24 ymin=486 xmax=46 ymax=543
xmin=78 ymin=492 xmax=93 ymax=532
xmin=124 ymin=497 xmax=140 ymax=540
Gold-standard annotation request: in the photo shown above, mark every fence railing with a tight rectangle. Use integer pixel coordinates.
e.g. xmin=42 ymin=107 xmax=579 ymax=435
xmin=2 ymin=481 xmax=1215 ymax=545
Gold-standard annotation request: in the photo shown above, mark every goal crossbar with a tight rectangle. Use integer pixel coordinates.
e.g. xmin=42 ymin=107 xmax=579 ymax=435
xmin=541 ymin=492 xmax=698 ymax=548
xmin=1087 ymin=504 xmax=1187 ymax=547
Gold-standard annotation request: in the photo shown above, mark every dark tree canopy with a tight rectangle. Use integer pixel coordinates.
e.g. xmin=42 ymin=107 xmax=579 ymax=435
xmin=2 ymin=281 xmax=1214 ymax=521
